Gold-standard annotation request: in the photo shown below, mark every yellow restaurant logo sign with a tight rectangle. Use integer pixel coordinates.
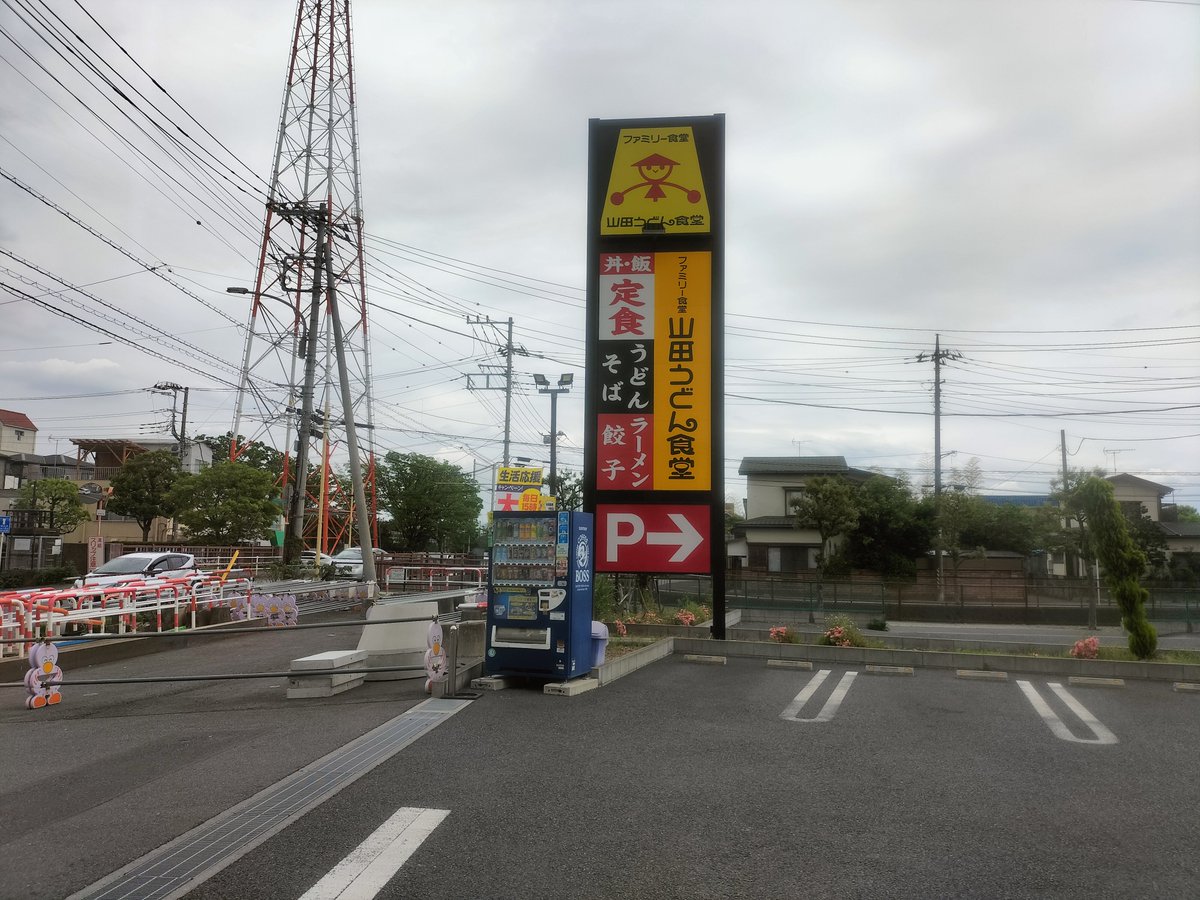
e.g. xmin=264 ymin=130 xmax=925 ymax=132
xmin=601 ymin=127 xmax=710 ymax=236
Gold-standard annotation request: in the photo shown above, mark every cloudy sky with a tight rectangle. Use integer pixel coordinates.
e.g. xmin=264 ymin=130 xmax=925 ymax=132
xmin=1 ymin=0 xmax=1197 ymax=510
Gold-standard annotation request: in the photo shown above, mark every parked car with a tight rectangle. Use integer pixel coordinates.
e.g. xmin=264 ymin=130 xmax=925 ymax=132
xmin=298 ymin=550 xmax=334 ymax=567
xmin=74 ymin=552 xmax=199 ymax=589
xmin=330 ymin=547 xmax=383 ymax=579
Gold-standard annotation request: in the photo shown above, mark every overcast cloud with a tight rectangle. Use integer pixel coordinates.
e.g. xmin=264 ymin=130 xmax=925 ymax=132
xmin=1 ymin=0 xmax=1197 ymax=507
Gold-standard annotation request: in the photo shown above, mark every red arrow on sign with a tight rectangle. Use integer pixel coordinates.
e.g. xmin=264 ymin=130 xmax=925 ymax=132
xmin=596 ymin=504 xmax=710 ymax=574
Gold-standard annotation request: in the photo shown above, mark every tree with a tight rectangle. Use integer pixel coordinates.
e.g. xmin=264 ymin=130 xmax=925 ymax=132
xmin=792 ymin=476 xmax=859 ymax=620
xmin=555 ymin=469 xmax=583 ymax=512
xmin=377 ymin=452 xmax=482 ymax=553
xmin=168 ymin=462 xmax=278 ymax=545
xmin=1123 ymin=506 xmax=1169 ymax=576
xmin=959 ymin=502 xmax=1052 ymax=558
xmin=16 ymin=479 xmax=89 ymax=535
xmin=724 ymin=496 xmax=745 ymax=537
xmin=1172 ymin=504 xmax=1200 ymax=523
xmin=107 ymin=450 xmax=182 ymax=541
xmin=195 ymin=432 xmax=289 ymax=480
xmin=843 ymin=474 xmax=935 ymax=577
xmin=1075 ymin=477 xmax=1157 ymax=659
xmin=938 ymin=490 xmax=989 ymax=580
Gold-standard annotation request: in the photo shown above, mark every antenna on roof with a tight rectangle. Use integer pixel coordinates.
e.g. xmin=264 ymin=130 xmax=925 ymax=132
xmin=1102 ymin=447 xmax=1134 ymax=474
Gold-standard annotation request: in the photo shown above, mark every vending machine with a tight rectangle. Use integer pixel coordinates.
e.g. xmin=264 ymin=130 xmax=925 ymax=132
xmin=486 ymin=510 xmax=594 ymax=679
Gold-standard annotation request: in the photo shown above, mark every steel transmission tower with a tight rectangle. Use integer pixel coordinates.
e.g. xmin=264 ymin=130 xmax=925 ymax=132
xmin=231 ymin=0 xmax=377 ymax=584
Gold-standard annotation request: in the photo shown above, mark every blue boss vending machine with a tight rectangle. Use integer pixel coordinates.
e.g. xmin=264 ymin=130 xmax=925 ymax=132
xmin=486 ymin=510 xmax=594 ymax=679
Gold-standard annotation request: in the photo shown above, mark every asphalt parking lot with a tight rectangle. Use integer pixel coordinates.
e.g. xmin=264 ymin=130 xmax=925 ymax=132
xmin=5 ymin=623 xmax=1197 ymax=900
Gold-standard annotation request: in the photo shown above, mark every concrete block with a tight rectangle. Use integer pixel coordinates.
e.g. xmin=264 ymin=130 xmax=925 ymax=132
xmin=290 ymin=649 xmax=367 ymax=671
xmin=956 ymin=669 xmax=1008 ymax=682
xmin=544 ymin=678 xmax=598 ymax=697
xmin=593 ymin=638 xmax=673 ymax=686
xmin=865 ymin=665 xmax=914 ymax=676
xmin=471 ymin=675 xmax=511 ymax=691
xmin=357 ymin=600 xmax=438 ymax=680
xmin=1172 ymin=682 xmax=1200 ymax=693
xmin=683 ymin=654 xmax=726 ymax=665
xmin=1068 ymin=676 xmax=1125 ymax=688
xmin=767 ymin=659 xmax=813 ymax=670
xmin=286 ymin=676 xmax=363 ymax=699
xmin=361 ymin=649 xmax=425 ymax=681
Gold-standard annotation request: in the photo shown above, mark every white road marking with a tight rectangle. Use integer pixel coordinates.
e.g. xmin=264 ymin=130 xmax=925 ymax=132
xmin=780 ymin=669 xmax=858 ymax=723
xmin=1016 ymin=680 xmax=1118 ymax=745
xmin=299 ymin=807 xmax=450 ymax=900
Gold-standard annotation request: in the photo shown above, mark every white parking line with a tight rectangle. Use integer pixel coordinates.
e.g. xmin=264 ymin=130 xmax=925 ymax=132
xmin=299 ymin=807 xmax=450 ymax=900
xmin=780 ymin=669 xmax=858 ymax=723
xmin=1016 ymin=681 xmax=1118 ymax=745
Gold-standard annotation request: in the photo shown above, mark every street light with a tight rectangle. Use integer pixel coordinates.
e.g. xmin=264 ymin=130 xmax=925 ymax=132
xmin=533 ymin=373 xmax=573 ymax=497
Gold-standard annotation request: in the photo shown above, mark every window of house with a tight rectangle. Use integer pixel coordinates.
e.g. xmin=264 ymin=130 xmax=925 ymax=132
xmin=14 ymin=429 xmax=24 ymax=441
xmin=783 ymin=488 xmax=805 ymax=513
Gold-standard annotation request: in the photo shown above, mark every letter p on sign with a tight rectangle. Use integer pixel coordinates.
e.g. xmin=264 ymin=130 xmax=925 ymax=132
xmin=606 ymin=513 xmax=645 ymax=562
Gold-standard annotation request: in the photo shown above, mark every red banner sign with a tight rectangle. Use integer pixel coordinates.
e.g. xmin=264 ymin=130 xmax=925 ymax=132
xmin=595 ymin=504 xmax=710 ymax=573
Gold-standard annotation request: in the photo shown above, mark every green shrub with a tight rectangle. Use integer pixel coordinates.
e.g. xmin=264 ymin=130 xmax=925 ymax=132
xmin=592 ymin=574 xmax=616 ymax=621
xmin=866 ymin=616 xmax=889 ymax=631
xmin=0 ymin=565 xmax=77 ymax=589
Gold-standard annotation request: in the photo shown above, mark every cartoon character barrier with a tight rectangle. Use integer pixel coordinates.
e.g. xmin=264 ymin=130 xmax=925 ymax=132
xmin=25 ymin=641 xmax=63 ymax=710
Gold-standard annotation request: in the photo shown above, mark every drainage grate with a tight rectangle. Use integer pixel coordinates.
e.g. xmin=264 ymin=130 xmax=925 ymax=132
xmin=68 ymin=698 xmax=471 ymax=900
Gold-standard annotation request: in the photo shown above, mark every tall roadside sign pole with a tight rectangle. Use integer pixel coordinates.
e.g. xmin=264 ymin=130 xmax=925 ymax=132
xmin=582 ymin=115 xmax=727 ymax=638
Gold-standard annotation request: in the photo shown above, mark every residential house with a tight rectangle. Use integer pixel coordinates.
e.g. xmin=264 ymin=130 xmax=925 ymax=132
xmin=0 ymin=429 xmax=213 ymax=570
xmin=1043 ymin=473 xmax=1194 ymax=576
xmin=730 ymin=456 xmax=878 ymax=573
xmin=0 ymin=408 xmax=37 ymax=455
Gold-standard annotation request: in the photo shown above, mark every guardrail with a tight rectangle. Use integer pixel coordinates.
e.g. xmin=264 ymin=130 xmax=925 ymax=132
xmin=384 ymin=566 xmax=485 ymax=594
xmin=0 ymin=574 xmax=254 ymax=661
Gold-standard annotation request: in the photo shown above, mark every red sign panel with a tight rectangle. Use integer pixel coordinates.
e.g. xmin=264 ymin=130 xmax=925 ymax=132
xmin=595 ymin=504 xmax=710 ymax=574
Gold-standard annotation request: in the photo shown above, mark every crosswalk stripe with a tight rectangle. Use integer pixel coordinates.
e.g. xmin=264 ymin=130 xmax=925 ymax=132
xmin=299 ymin=807 xmax=450 ymax=900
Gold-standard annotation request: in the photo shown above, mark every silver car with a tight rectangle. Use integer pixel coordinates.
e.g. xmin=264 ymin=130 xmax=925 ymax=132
xmin=75 ymin=551 xmax=199 ymax=589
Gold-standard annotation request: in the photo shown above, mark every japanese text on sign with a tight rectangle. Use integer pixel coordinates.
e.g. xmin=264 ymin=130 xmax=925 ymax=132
xmin=496 ymin=467 xmax=544 ymax=487
xmin=594 ymin=251 xmax=710 ymax=492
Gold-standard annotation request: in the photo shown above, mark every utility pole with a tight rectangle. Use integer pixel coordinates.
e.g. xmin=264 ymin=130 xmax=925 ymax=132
xmin=1060 ymin=429 xmax=1096 ymax=629
xmin=466 ymin=316 xmax=517 ymax=467
xmin=153 ymin=381 xmax=189 ymax=468
xmin=287 ymin=210 xmax=327 ymax=556
xmin=325 ymin=233 xmax=377 ymax=593
xmin=917 ymin=334 xmax=961 ymax=603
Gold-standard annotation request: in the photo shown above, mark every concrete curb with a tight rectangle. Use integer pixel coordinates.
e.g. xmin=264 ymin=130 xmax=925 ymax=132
xmin=670 ymin=637 xmax=1200 ymax=683
xmin=592 ymin=638 xmax=674 ymax=686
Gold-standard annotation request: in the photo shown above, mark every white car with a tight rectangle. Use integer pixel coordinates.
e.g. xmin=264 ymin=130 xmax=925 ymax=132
xmin=299 ymin=550 xmax=334 ymax=567
xmin=75 ymin=552 xmax=199 ymax=589
xmin=330 ymin=547 xmax=383 ymax=579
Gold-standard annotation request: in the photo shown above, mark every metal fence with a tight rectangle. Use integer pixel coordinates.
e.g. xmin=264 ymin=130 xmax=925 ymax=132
xmin=652 ymin=572 xmax=1198 ymax=628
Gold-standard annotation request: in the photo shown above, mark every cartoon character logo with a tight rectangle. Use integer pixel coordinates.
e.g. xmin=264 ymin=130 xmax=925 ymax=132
xmin=575 ymin=533 xmax=590 ymax=571
xmin=610 ymin=153 xmax=702 ymax=206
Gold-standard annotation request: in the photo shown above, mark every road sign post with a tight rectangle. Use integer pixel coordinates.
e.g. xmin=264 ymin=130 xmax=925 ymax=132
xmin=582 ymin=114 xmax=726 ymax=636
xmin=0 ymin=515 xmax=9 ymax=574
